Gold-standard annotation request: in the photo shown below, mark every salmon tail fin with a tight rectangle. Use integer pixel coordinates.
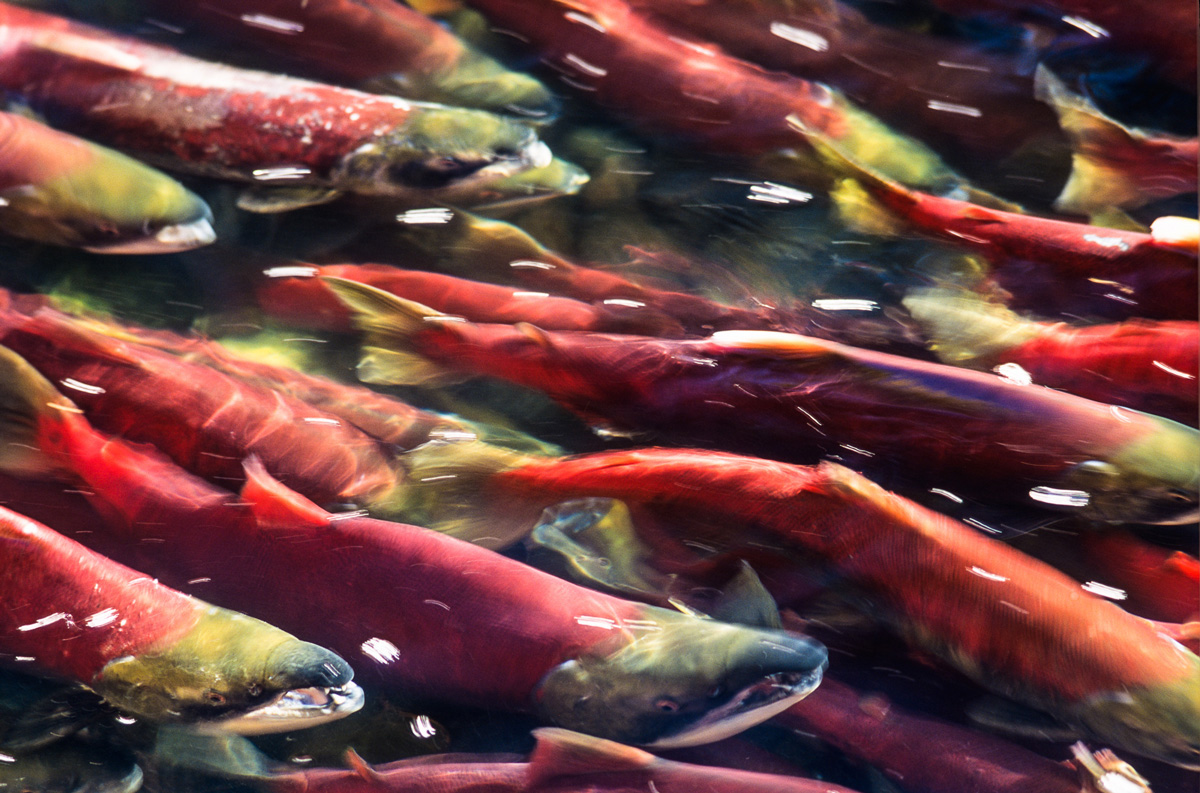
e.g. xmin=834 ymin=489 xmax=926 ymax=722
xmin=0 ymin=345 xmax=80 ymax=479
xmin=389 ymin=439 xmax=546 ymax=549
xmin=527 ymin=728 xmax=655 ymax=787
xmin=1034 ymin=65 xmax=1145 ymax=215
xmin=321 ymin=276 xmax=467 ymax=386
xmin=901 ymin=287 xmax=1041 ymax=366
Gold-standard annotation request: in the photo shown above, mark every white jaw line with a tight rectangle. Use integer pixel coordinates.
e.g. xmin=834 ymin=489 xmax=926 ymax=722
xmin=645 ymin=672 xmax=824 ymax=749
xmin=194 ymin=680 xmax=365 ymax=736
xmin=85 ymin=217 xmax=217 ymax=254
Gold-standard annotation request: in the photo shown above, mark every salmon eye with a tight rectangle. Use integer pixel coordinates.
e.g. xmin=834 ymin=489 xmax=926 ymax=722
xmin=247 ymin=683 xmax=263 ymax=698
xmin=655 ymin=699 xmax=679 ymax=712
xmin=707 ymin=685 xmax=723 ymax=699
xmin=203 ymin=690 xmax=227 ymax=705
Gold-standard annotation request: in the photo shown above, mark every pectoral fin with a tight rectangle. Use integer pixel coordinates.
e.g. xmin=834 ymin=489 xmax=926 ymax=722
xmin=237 ymin=186 xmax=342 ymax=214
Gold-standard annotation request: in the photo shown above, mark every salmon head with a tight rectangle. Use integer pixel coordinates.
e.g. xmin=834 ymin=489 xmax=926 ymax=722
xmin=336 ymin=104 xmax=552 ymax=198
xmin=91 ymin=604 xmax=363 ymax=734
xmin=1052 ymin=414 xmax=1199 ymax=525
xmin=533 ymin=608 xmax=827 ymax=748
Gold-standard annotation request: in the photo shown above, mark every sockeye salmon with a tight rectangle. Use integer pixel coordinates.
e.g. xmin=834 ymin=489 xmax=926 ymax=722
xmin=904 ymin=287 xmax=1199 ymax=426
xmin=49 ymin=0 xmax=560 ymax=119
xmin=0 ymin=503 xmax=362 ymax=735
xmin=0 ymin=350 xmax=829 ymax=750
xmin=0 ymin=299 xmax=401 ymax=509
xmin=0 ymin=2 xmax=553 ymax=213
xmin=0 ymin=109 xmax=213 ymax=252
xmin=327 ymin=278 xmax=1200 ymax=526
xmin=460 ymin=0 xmax=975 ymax=195
xmin=396 ymin=443 xmax=1200 ymax=767
xmin=805 ymin=127 xmax=1199 ymax=322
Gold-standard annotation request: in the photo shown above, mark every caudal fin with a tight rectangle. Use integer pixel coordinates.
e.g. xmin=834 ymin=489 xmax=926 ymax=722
xmin=901 ymin=287 xmax=1042 ymax=366
xmin=322 ymin=276 xmax=467 ymax=386
xmin=393 ymin=438 xmax=547 ymax=549
xmin=0 ymin=346 xmax=78 ymax=479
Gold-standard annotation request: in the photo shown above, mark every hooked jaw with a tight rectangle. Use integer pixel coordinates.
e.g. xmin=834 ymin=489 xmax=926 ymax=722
xmin=91 ymin=606 xmax=363 ymax=735
xmin=84 ymin=214 xmax=217 ymax=254
xmin=533 ymin=609 xmax=828 ymax=747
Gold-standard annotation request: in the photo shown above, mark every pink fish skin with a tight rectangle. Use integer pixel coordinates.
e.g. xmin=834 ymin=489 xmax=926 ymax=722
xmin=0 ymin=301 xmax=400 ymax=507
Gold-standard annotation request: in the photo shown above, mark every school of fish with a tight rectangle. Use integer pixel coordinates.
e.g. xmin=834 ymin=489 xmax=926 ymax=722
xmin=0 ymin=0 xmax=1195 ymax=791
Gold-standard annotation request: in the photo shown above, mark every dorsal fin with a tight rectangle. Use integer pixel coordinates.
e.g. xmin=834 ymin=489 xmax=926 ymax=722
xmin=527 ymin=728 xmax=656 ymax=786
xmin=708 ymin=330 xmax=839 ymax=358
xmin=344 ymin=749 xmax=384 ymax=783
xmin=240 ymin=457 xmax=330 ymax=529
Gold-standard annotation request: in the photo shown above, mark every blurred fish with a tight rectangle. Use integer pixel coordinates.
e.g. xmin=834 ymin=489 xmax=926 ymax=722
xmin=625 ymin=0 xmax=1060 ymax=166
xmin=461 ymin=0 xmax=979 ymax=196
xmin=904 ymin=287 xmax=1199 ymax=426
xmin=153 ymin=727 xmax=865 ymax=793
xmin=0 ymin=360 xmax=828 ymax=748
xmin=0 ymin=3 xmax=552 ymax=213
xmin=1035 ymin=66 xmax=1198 ymax=216
xmin=327 ymin=278 xmax=1200 ymax=525
xmin=0 ymin=299 xmax=401 ymax=510
xmin=0 ymin=109 xmax=213 ymax=252
xmin=927 ymin=0 xmax=1197 ymax=88
xmin=805 ymin=124 xmax=1198 ymax=321
xmin=35 ymin=0 xmax=561 ymax=120
xmin=0 ymin=740 xmax=143 ymax=793
xmin=256 ymin=262 xmax=686 ymax=335
xmin=397 ymin=444 xmax=1200 ymax=767
xmin=0 ymin=498 xmax=362 ymax=735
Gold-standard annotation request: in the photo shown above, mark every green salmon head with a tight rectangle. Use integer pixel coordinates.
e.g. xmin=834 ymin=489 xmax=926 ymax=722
xmin=532 ymin=608 xmax=827 ymax=748
xmin=0 ymin=140 xmax=215 ymax=254
xmin=1069 ymin=652 xmax=1200 ymax=770
xmin=91 ymin=605 xmax=363 ymax=734
xmin=336 ymin=105 xmax=551 ymax=198
xmin=1052 ymin=415 xmax=1199 ymax=525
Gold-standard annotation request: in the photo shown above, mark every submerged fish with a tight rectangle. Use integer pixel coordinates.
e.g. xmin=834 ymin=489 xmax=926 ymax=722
xmin=50 ymin=0 xmax=560 ymax=119
xmin=399 ymin=444 xmax=1200 ymax=767
xmin=0 ymin=109 xmax=213 ymax=252
xmin=0 ymin=739 xmax=143 ymax=793
xmin=904 ymin=287 xmax=1199 ymax=426
xmin=1035 ymin=66 xmax=1199 ymax=216
xmin=0 ymin=354 xmax=829 ymax=748
xmin=0 ymin=300 xmax=401 ymax=510
xmin=327 ymin=278 xmax=1200 ymax=525
xmin=805 ymin=125 xmax=1198 ymax=321
xmin=0 ymin=501 xmax=362 ymax=735
xmin=0 ymin=3 xmax=552 ymax=213
xmin=462 ymin=0 xmax=973 ymax=194
xmin=154 ymin=727 xmax=864 ymax=793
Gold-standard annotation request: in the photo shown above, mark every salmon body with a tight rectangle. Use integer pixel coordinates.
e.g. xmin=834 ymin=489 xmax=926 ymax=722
xmin=334 ymin=283 xmax=1199 ymax=524
xmin=0 ymin=3 xmax=549 ymax=203
xmin=484 ymin=448 xmax=1200 ymax=765
xmin=0 ymin=304 xmax=399 ymax=507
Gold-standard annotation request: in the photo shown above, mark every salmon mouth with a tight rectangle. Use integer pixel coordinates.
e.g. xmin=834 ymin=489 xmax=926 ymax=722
xmin=647 ymin=667 xmax=825 ymax=749
xmin=195 ymin=681 xmax=365 ymax=736
xmin=84 ymin=216 xmax=217 ymax=254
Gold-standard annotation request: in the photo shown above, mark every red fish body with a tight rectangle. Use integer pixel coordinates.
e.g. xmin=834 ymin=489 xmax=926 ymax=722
xmin=461 ymin=0 xmax=961 ymax=191
xmin=0 ymin=304 xmax=399 ymax=507
xmin=96 ymin=0 xmax=556 ymax=117
xmin=0 ymin=504 xmax=203 ymax=685
xmin=256 ymin=263 xmax=686 ymax=336
xmin=834 ymin=159 xmax=1199 ymax=321
xmin=0 ymin=3 xmax=547 ymax=204
xmin=475 ymin=447 xmax=1200 ymax=766
xmin=15 ymin=395 xmax=826 ymax=747
xmin=251 ymin=728 xmax=863 ymax=793
xmin=334 ymin=283 xmax=1199 ymax=523
xmin=903 ymin=289 xmax=1199 ymax=426
xmin=776 ymin=677 xmax=1085 ymax=793
xmin=626 ymin=0 xmax=1057 ymax=164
